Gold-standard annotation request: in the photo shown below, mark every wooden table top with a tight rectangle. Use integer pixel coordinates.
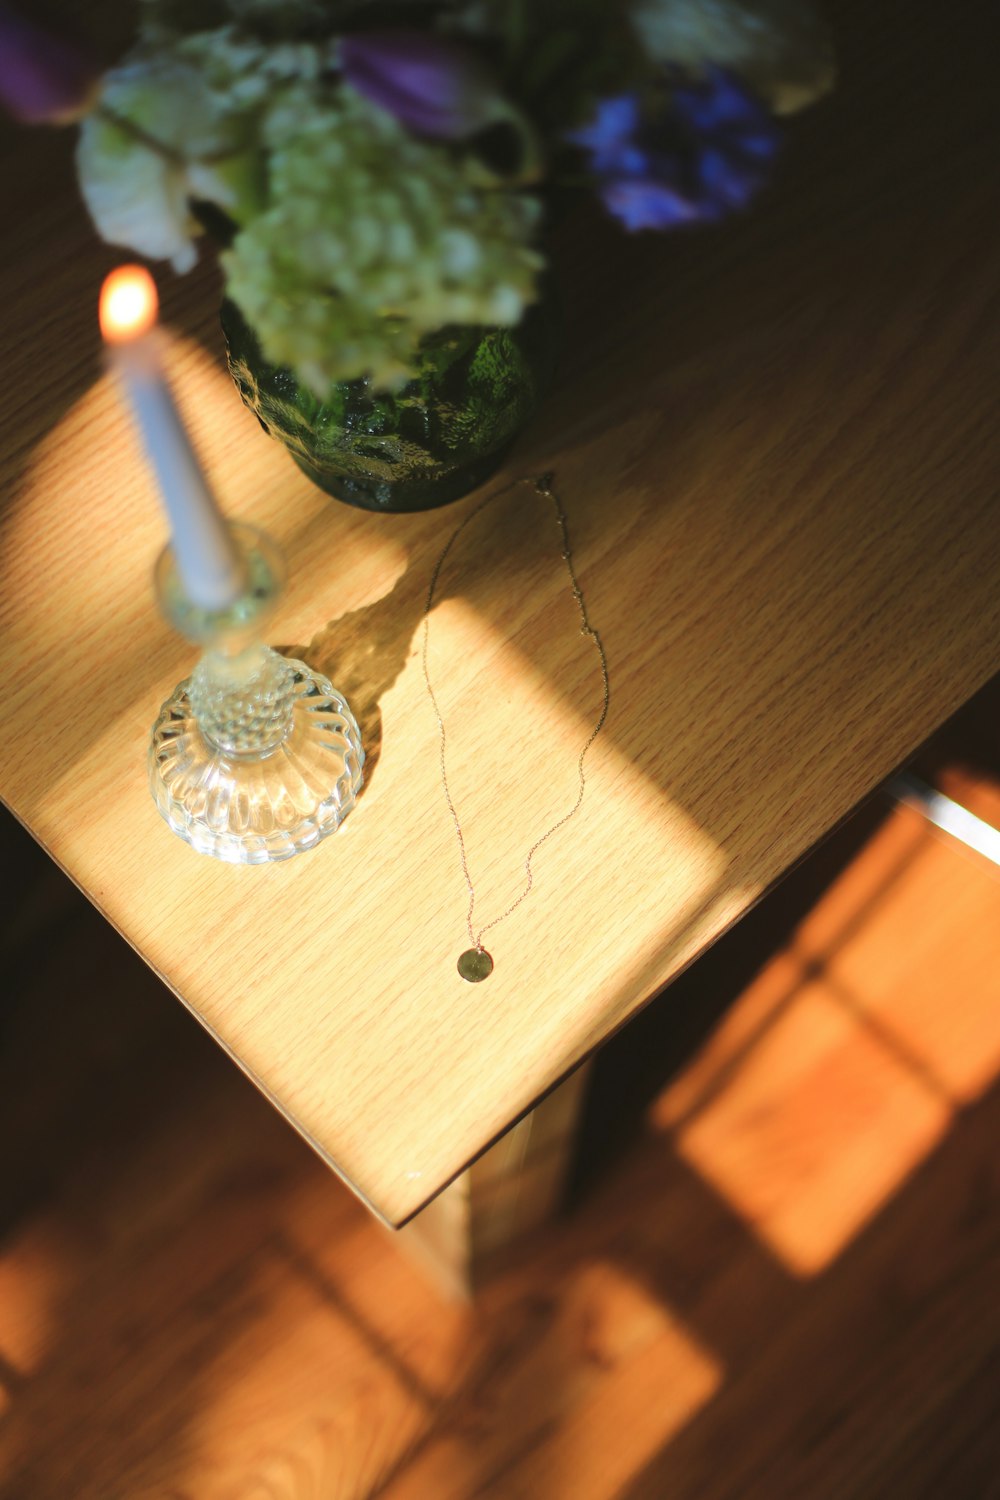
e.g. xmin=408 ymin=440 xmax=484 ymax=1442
xmin=2 ymin=3 xmax=998 ymax=1225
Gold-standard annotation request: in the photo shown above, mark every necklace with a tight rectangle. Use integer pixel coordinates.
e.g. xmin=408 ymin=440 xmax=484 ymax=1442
xmin=421 ymin=472 xmax=610 ymax=982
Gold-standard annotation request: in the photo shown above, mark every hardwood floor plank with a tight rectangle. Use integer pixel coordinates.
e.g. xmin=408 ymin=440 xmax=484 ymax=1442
xmin=1 ymin=746 xmax=998 ymax=1499
xmin=624 ymin=1084 xmax=1000 ymax=1500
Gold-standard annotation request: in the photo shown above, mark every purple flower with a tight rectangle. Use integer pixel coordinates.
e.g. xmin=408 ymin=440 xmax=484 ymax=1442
xmin=341 ymin=30 xmax=500 ymax=140
xmin=569 ymin=68 xmax=781 ymax=232
xmin=0 ymin=1 xmax=97 ymax=124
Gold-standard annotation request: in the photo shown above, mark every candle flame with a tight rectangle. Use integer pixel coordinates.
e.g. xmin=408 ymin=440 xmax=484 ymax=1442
xmin=99 ymin=265 xmax=158 ymax=343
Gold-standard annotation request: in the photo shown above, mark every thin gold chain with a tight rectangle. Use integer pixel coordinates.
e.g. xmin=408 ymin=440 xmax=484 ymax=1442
xmin=420 ymin=472 xmax=610 ymax=954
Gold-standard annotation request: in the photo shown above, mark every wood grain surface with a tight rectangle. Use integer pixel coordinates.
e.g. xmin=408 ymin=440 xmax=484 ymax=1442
xmin=1 ymin=0 xmax=998 ymax=1225
xmin=1 ymin=777 xmax=998 ymax=1497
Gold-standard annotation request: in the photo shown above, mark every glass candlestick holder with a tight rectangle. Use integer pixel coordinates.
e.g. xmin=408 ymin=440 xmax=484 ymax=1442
xmin=148 ymin=522 xmax=364 ymax=863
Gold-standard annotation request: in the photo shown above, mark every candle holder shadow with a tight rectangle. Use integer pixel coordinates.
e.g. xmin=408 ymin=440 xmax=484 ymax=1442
xmin=293 ymin=563 xmax=432 ymax=794
xmin=149 ymin=523 xmax=365 ymax=864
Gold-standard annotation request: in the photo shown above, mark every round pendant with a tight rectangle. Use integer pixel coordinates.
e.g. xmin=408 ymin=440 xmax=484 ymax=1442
xmin=458 ymin=948 xmax=494 ymax=982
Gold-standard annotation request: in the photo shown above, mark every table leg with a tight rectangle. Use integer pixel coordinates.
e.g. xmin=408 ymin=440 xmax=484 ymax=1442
xmin=395 ymin=1060 xmax=593 ymax=1297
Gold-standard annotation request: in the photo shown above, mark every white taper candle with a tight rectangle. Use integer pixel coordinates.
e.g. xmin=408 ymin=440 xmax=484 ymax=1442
xmin=100 ymin=265 xmax=245 ymax=612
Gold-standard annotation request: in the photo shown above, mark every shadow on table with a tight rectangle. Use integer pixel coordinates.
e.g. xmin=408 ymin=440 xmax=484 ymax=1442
xmin=281 ymin=563 xmax=426 ymax=790
xmin=6 ymin=0 xmax=996 ymax=868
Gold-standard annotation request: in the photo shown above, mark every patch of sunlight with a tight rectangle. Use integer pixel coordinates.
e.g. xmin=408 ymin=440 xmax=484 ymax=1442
xmin=670 ymin=980 xmax=951 ymax=1276
xmin=0 ymin=1230 xmax=65 ymax=1390
xmin=797 ymin=817 xmax=1000 ymax=1107
xmin=381 ymin=1259 xmax=723 ymax=1500
xmin=180 ymin=1244 xmax=425 ymax=1500
xmin=651 ymin=801 xmax=1000 ymax=1277
xmin=355 ymin=591 xmax=737 ymax=1222
xmin=500 ymin=1259 xmax=723 ymax=1500
xmin=0 ymin=329 xmax=408 ymax=848
xmin=396 ymin=591 xmax=735 ymax=1036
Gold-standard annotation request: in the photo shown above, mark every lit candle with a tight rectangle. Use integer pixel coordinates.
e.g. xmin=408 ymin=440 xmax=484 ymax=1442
xmin=100 ymin=265 xmax=245 ymax=612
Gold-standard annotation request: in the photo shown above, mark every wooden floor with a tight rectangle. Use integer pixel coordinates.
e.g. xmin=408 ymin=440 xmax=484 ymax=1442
xmin=1 ymin=686 xmax=998 ymax=1499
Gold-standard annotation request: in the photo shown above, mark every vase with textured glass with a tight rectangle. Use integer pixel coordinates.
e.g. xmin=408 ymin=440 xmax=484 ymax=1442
xmin=221 ymin=281 xmax=560 ymax=512
xmin=13 ymin=0 xmax=835 ymax=509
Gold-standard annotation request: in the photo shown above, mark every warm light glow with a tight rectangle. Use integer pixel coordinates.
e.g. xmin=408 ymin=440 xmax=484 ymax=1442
xmin=99 ymin=264 xmax=158 ymax=343
xmin=666 ymin=978 xmax=950 ymax=1276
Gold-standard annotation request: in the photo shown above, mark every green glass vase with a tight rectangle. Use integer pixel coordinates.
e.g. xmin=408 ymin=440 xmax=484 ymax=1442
xmin=221 ymin=289 xmax=560 ymax=513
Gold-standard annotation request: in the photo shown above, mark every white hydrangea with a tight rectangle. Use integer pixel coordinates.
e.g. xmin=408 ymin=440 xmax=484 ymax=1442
xmin=180 ymin=28 xmax=338 ymax=110
xmin=632 ymin=0 xmax=835 ymax=113
xmin=76 ymin=31 xmax=335 ymax=272
xmin=77 ymin=56 xmax=228 ymax=271
xmin=223 ymin=86 xmax=544 ymax=392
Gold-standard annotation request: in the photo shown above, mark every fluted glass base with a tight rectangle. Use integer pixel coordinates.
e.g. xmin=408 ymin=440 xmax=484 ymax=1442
xmin=149 ymin=658 xmax=364 ymax=863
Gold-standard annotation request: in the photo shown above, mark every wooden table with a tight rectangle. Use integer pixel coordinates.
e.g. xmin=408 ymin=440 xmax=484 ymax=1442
xmin=2 ymin=3 xmax=998 ymax=1286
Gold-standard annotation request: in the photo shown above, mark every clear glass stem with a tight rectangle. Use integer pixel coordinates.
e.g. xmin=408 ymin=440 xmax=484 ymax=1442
xmin=188 ymin=642 xmax=297 ymax=757
xmin=149 ymin=522 xmax=365 ymax=863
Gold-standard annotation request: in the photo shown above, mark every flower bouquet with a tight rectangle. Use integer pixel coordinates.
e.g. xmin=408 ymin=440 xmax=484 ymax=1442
xmin=2 ymin=0 xmax=834 ymax=509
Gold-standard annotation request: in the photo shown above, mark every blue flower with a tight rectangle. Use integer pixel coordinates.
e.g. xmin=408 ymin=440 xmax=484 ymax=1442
xmin=568 ymin=68 xmax=782 ymax=231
